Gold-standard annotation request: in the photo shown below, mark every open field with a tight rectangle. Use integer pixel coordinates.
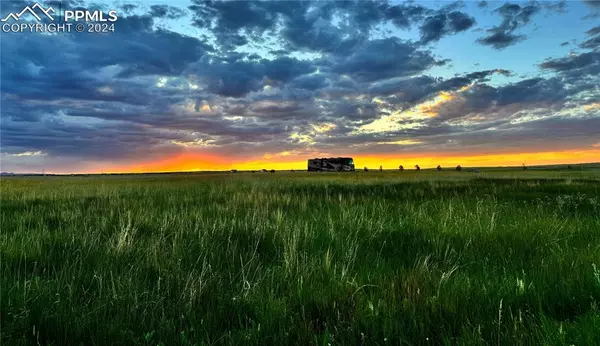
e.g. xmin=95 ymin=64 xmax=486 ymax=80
xmin=2 ymin=169 xmax=600 ymax=345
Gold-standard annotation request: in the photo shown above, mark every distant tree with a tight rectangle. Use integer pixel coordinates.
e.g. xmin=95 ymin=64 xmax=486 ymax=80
xmin=456 ymin=165 xmax=462 ymax=171
xmin=364 ymin=167 xmax=369 ymax=172
xmin=379 ymin=165 xmax=383 ymax=172
xmin=399 ymin=165 xmax=404 ymax=172
xmin=270 ymin=169 xmax=275 ymax=173
xmin=415 ymin=165 xmax=420 ymax=171
xmin=437 ymin=165 xmax=442 ymax=171
xmin=567 ymin=165 xmax=572 ymax=169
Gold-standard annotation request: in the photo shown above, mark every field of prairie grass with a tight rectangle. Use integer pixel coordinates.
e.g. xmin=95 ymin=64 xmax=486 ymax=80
xmin=1 ymin=169 xmax=600 ymax=345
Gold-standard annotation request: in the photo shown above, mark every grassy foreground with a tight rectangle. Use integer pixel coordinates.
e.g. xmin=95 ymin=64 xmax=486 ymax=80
xmin=2 ymin=170 xmax=600 ymax=345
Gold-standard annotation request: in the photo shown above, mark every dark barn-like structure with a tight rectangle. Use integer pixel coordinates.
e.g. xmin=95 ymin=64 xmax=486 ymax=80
xmin=307 ymin=157 xmax=355 ymax=172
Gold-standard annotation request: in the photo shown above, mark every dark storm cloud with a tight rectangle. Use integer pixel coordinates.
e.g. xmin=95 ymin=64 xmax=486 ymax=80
xmin=1 ymin=5 xmax=220 ymax=164
xmin=0 ymin=14 xmax=211 ymax=103
xmin=367 ymin=75 xmax=437 ymax=98
xmin=187 ymin=0 xmax=475 ymax=53
xmin=496 ymin=3 xmax=540 ymax=26
xmin=383 ymin=3 xmax=430 ymax=28
xmin=1 ymin=99 xmax=170 ymax=160
xmin=1 ymin=90 xmax=300 ymax=161
xmin=494 ymin=77 xmax=567 ymax=106
xmin=187 ymin=56 xmax=316 ymax=97
xmin=540 ymin=51 xmax=600 ymax=79
xmin=188 ymin=0 xmax=288 ymax=34
xmin=188 ymin=0 xmax=298 ymax=50
xmin=1 ymin=115 xmax=157 ymax=159
xmin=29 ymin=14 xmax=211 ymax=78
xmin=280 ymin=9 xmax=360 ymax=54
xmin=326 ymin=98 xmax=382 ymax=121
xmin=419 ymin=11 xmax=476 ymax=44
xmin=290 ymin=74 xmax=329 ymax=91
xmin=477 ymin=2 xmax=541 ymax=49
xmin=478 ymin=1 xmax=488 ymax=8
xmin=477 ymin=31 xmax=525 ymax=49
xmin=330 ymin=37 xmax=440 ymax=82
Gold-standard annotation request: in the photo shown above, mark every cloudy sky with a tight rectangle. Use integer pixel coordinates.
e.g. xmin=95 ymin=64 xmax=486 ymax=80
xmin=1 ymin=0 xmax=599 ymax=173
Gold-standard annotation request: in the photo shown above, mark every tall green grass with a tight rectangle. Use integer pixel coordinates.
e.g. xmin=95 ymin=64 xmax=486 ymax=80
xmin=2 ymin=172 xmax=599 ymax=345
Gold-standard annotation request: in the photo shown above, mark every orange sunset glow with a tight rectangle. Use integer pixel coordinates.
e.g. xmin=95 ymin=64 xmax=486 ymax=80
xmin=102 ymin=148 xmax=600 ymax=174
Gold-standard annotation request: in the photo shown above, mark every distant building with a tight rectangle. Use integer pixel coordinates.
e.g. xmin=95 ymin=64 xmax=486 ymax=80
xmin=308 ymin=157 xmax=355 ymax=172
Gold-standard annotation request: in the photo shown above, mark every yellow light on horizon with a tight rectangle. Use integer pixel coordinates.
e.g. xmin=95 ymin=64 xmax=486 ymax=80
xmin=105 ymin=148 xmax=600 ymax=174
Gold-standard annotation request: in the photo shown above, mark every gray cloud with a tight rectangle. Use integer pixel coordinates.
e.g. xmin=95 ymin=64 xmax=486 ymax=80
xmin=586 ymin=26 xmax=600 ymax=36
xmin=149 ymin=5 xmax=187 ymax=19
xmin=330 ymin=37 xmax=440 ymax=82
xmin=583 ymin=0 xmax=600 ymax=8
xmin=477 ymin=2 xmax=540 ymax=49
xmin=580 ymin=25 xmax=600 ymax=49
xmin=540 ymin=51 xmax=600 ymax=80
xmin=419 ymin=11 xmax=476 ymax=44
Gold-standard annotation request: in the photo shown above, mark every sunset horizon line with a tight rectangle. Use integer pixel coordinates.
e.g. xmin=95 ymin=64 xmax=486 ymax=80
xmin=6 ymin=151 xmax=599 ymax=175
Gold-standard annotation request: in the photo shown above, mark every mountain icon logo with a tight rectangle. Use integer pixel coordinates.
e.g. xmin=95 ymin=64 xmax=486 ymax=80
xmin=1 ymin=3 xmax=56 ymax=22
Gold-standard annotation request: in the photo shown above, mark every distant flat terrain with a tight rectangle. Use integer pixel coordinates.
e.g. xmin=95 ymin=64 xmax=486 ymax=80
xmin=2 ymin=170 xmax=599 ymax=345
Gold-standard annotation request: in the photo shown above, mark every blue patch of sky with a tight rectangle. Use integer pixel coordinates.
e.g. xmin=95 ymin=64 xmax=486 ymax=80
xmin=424 ymin=1 xmax=595 ymax=85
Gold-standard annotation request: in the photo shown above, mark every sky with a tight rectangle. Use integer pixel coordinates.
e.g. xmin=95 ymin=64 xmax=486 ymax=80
xmin=1 ymin=0 xmax=599 ymax=173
